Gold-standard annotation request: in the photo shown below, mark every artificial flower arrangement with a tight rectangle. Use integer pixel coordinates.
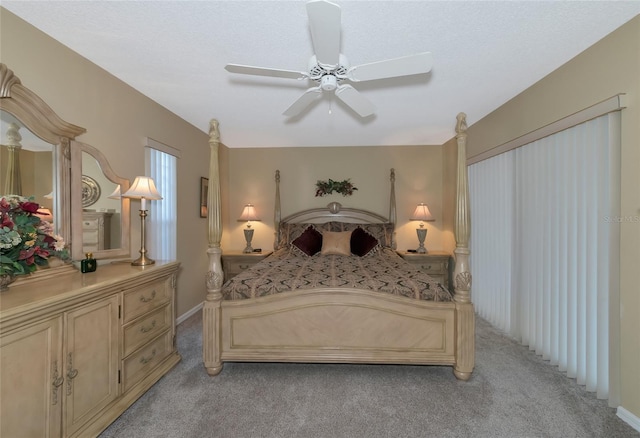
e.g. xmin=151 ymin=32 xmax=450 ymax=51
xmin=315 ymin=179 xmax=358 ymax=197
xmin=0 ymin=195 xmax=68 ymax=276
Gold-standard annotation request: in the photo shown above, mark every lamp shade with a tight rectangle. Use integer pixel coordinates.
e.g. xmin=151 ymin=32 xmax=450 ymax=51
xmin=34 ymin=208 xmax=53 ymax=222
xmin=238 ymin=204 xmax=260 ymax=222
xmin=107 ymin=185 xmax=122 ymax=199
xmin=410 ymin=203 xmax=434 ymax=222
xmin=122 ymin=176 xmax=163 ymax=200
xmin=122 ymin=176 xmax=162 ymax=210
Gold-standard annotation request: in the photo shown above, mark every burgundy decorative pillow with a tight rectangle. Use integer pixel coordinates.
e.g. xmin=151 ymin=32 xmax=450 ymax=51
xmin=350 ymin=227 xmax=379 ymax=257
xmin=291 ymin=226 xmax=323 ymax=256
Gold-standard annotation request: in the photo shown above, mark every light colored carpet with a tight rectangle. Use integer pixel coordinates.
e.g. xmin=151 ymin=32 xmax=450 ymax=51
xmin=100 ymin=312 xmax=638 ymax=438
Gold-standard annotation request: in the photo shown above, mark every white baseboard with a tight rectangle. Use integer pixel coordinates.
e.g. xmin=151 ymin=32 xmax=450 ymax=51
xmin=176 ymin=302 xmax=203 ymax=325
xmin=617 ymin=406 xmax=640 ymax=433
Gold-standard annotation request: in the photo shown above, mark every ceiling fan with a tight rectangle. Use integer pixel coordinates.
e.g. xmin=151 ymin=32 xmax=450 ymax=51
xmin=224 ymin=0 xmax=433 ymax=118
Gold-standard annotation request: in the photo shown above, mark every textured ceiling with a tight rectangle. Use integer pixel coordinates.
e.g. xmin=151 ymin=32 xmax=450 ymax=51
xmin=3 ymin=1 xmax=639 ymax=148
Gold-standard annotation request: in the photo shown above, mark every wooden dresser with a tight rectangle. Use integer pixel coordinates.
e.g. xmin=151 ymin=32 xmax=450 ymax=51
xmin=0 ymin=261 xmax=181 ymax=438
xmin=397 ymin=251 xmax=452 ymax=291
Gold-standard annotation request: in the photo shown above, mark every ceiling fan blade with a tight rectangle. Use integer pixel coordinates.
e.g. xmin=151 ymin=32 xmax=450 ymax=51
xmin=335 ymin=85 xmax=375 ymax=117
xmin=283 ymin=87 xmax=323 ymax=117
xmin=306 ymin=0 xmax=341 ymax=68
xmin=346 ymin=52 xmax=433 ymax=82
xmin=225 ymin=64 xmax=308 ymax=80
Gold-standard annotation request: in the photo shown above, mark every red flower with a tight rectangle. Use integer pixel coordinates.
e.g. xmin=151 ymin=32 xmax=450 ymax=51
xmin=19 ymin=247 xmax=36 ymax=265
xmin=0 ymin=212 xmax=13 ymax=228
xmin=0 ymin=197 xmax=10 ymax=211
xmin=19 ymin=201 xmax=40 ymax=214
xmin=35 ymin=246 xmax=50 ymax=259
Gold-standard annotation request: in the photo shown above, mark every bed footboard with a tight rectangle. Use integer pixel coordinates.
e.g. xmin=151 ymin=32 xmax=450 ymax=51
xmin=220 ymin=290 xmax=457 ymax=366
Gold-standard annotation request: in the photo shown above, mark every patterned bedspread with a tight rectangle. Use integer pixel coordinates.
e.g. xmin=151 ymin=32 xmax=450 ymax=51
xmin=222 ymin=247 xmax=453 ymax=302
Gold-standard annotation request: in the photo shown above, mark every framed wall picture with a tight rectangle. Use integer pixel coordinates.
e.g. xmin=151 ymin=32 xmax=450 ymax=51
xmin=200 ymin=177 xmax=208 ymax=218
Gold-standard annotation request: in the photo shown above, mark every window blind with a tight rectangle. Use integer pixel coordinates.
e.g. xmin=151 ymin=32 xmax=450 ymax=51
xmin=146 ymin=146 xmax=177 ymax=261
xmin=469 ymin=113 xmax=620 ymax=404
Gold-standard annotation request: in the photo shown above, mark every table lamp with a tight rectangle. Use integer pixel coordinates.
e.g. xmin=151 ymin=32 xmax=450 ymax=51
xmin=122 ymin=176 xmax=162 ymax=266
xmin=410 ymin=203 xmax=434 ymax=254
xmin=238 ymin=204 xmax=260 ymax=253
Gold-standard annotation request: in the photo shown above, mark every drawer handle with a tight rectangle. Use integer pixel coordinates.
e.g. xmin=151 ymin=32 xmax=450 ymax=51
xmin=66 ymin=353 xmax=78 ymax=396
xmin=139 ymin=290 xmax=157 ymax=303
xmin=140 ymin=320 xmax=157 ymax=333
xmin=239 ymin=264 xmax=249 ymax=269
xmin=51 ymin=360 xmax=64 ymax=405
xmin=140 ymin=349 xmax=157 ymax=365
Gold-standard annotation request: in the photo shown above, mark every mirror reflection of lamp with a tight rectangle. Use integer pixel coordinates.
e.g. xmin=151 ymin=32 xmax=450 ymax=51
xmin=34 ymin=207 xmax=53 ymax=222
xmin=238 ymin=204 xmax=261 ymax=253
xmin=122 ymin=176 xmax=162 ymax=266
xmin=107 ymin=185 xmax=121 ymax=199
xmin=410 ymin=203 xmax=434 ymax=254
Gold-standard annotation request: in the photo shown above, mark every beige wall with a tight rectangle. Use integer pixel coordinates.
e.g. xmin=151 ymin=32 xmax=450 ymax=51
xmin=1 ymin=9 xmax=211 ymax=317
xmin=224 ymin=145 xmax=445 ymax=253
xmin=465 ymin=16 xmax=640 ymax=418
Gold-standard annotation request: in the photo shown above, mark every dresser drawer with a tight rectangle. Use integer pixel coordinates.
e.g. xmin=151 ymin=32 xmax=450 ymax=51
xmin=83 ymin=230 xmax=99 ymax=245
xmin=416 ymin=261 xmax=445 ymax=274
xmin=82 ymin=218 xmax=100 ymax=230
xmin=225 ymin=260 xmax=253 ymax=275
xmin=122 ymin=278 xmax=171 ymax=323
xmin=122 ymin=330 xmax=173 ymax=392
xmin=123 ymin=304 xmax=172 ymax=357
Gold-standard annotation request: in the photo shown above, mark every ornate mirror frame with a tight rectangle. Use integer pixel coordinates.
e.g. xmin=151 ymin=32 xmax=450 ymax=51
xmin=1 ymin=63 xmax=133 ymax=283
xmin=1 ymin=63 xmax=85 ymax=282
xmin=71 ymin=141 xmax=131 ymax=260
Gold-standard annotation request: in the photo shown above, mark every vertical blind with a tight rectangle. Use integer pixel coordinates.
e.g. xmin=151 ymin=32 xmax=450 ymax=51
xmin=469 ymin=113 xmax=620 ymax=403
xmin=146 ymin=147 xmax=177 ymax=260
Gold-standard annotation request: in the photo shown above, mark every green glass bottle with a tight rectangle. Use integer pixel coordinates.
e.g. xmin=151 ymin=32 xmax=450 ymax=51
xmin=81 ymin=252 xmax=97 ymax=273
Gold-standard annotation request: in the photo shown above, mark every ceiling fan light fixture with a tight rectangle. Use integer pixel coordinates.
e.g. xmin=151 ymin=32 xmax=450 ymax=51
xmin=321 ymin=75 xmax=337 ymax=91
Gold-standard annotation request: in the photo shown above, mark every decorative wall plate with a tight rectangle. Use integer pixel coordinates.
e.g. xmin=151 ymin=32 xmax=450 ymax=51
xmin=81 ymin=175 xmax=101 ymax=208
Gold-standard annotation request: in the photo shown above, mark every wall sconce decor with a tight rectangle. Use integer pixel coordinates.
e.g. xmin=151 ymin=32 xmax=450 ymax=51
xmin=122 ymin=176 xmax=162 ymax=266
xmin=410 ymin=203 xmax=434 ymax=253
xmin=238 ymin=204 xmax=261 ymax=253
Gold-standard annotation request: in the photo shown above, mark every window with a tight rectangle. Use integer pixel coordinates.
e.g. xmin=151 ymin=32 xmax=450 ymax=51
xmin=145 ymin=138 xmax=180 ymax=261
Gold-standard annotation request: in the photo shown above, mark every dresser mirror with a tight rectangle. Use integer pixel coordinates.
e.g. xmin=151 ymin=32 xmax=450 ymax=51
xmin=71 ymin=142 xmax=130 ymax=260
xmin=1 ymin=63 xmax=132 ymax=280
xmin=0 ymin=112 xmax=55 ymax=212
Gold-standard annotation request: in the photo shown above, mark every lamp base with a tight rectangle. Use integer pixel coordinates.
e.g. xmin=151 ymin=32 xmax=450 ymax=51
xmin=416 ymin=227 xmax=428 ymax=254
xmin=243 ymin=228 xmax=254 ymax=254
xmin=131 ymin=254 xmax=156 ymax=266
xmin=131 ymin=209 xmax=155 ymax=266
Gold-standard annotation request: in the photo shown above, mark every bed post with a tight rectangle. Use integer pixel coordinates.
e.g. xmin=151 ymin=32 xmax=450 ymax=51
xmin=274 ymin=170 xmax=281 ymax=250
xmin=452 ymin=112 xmax=475 ymax=381
xmin=389 ymin=168 xmax=397 ymax=249
xmin=203 ymin=119 xmax=224 ymax=376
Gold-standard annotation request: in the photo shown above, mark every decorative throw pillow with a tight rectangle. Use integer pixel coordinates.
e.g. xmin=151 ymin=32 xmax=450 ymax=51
xmin=350 ymin=227 xmax=379 ymax=257
xmin=291 ymin=226 xmax=323 ymax=256
xmin=320 ymin=231 xmax=353 ymax=256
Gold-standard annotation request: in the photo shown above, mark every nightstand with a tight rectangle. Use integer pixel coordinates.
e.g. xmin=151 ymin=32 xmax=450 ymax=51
xmin=222 ymin=251 xmax=272 ymax=281
xmin=397 ymin=251 xmax=452 ymax=291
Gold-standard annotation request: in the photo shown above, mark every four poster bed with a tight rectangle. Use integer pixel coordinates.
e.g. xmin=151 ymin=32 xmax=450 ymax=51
xmin=203 ymin=114 xmax=474 ymax=380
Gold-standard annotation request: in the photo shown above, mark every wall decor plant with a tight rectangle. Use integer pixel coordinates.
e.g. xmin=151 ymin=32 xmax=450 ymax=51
xmin=315 ymin=179 xmax=358 ymax=197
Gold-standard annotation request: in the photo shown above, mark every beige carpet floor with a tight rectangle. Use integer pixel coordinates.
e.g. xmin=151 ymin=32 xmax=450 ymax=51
xmin=100 ymin=312 xmax=638 ymax=438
